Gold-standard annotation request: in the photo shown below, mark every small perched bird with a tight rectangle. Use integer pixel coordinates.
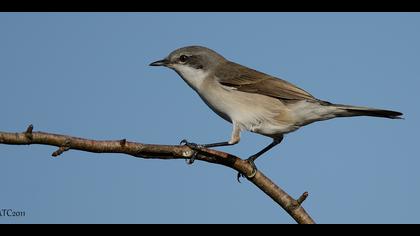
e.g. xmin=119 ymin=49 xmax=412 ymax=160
xmin=150 ymin=45 xmax=403 ymax=179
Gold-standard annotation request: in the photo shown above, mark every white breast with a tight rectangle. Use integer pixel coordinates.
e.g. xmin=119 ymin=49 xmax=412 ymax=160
xmin=197 ymin=79 xmax=295 ymax=137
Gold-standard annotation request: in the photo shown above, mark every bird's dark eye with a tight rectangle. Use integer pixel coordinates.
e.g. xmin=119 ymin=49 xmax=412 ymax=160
xmin=179 ymin=55 xmax=189 ymax=62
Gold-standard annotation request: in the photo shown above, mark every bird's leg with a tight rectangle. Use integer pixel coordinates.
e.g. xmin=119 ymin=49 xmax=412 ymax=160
xmin=180 ymin=123 xmax=241 ymax=164
xmin=247 ymin=136 xmax=283 ymax=163
xmin=237 ymin=136 xmax=283 ymax=182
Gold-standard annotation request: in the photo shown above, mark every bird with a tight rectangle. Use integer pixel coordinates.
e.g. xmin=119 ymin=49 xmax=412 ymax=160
xmin=149 ymin=45 xmax=403 ymax=179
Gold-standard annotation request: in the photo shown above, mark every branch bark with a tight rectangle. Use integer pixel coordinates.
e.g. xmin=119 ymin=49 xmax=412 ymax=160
xmin=0 ymin=125 xmax=315 ymax=224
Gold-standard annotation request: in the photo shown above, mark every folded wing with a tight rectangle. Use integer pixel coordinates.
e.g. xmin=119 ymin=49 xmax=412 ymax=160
xmin=215 ymin=61 xmax=318 ymax=102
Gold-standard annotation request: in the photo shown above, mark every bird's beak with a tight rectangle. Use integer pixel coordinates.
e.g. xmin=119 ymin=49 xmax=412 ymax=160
xmin=149 ymin=59 xmax=169 ymax=67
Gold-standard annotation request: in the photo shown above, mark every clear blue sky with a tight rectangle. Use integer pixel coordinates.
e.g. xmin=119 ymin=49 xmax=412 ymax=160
xmin=0 ymin=13 xmax=419 ymax=224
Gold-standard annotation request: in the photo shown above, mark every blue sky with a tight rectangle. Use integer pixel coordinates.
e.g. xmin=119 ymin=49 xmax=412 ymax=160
xmin=0 ymin=13 xmax=419 ymax=223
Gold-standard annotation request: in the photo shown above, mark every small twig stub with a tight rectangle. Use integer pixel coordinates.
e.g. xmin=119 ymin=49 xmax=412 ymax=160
xmin=51 ymin=139 xmax=71 ymax=157
xmin=24 ymin=124 xmax=34 ymax=140
xmin=297 ymin=191 xmax=309 ymax=205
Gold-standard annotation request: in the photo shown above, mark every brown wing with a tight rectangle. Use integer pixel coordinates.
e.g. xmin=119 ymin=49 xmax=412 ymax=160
xmin=215 ymin=61 xmax=317 ymax=102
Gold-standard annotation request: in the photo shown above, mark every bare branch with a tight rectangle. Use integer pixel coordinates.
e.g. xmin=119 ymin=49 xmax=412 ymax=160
xmin=0 ymin=125 xmax=315 ymax=224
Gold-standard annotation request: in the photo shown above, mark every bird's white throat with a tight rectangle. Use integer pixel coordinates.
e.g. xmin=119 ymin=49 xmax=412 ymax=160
xmin=172 ymin=64 xmax=209 ymax=91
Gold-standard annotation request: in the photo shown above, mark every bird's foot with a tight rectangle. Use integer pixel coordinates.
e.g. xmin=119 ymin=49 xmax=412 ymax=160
xmin=180 ymin=139 xmax=204 ymax=164
xmin=236 ymin=157 xmax=258 ymax=183
xmin=180 ymin=139 xmax=204 ymax=149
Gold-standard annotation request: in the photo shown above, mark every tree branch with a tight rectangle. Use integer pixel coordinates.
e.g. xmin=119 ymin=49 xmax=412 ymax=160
xmin=0 ymin=124 xmax=315 ymax=224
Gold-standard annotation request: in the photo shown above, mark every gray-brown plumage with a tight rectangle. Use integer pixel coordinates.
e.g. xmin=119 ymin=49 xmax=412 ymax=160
xmin=150 ymin=45 xmax=403 ymax=179
xmin=216 ymin=61 xmax=317 ymax=102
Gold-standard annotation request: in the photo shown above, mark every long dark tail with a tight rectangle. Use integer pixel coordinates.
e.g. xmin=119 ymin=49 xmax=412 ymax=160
xmin=331 ymin=103 xmax=403 ymax=119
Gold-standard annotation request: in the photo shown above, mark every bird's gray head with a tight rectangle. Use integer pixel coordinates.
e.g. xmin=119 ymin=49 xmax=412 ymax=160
xmin=150 ymin=45 xmax=225 ymax=70
xmin=150 ymin=46 xmax=226 ymax=90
